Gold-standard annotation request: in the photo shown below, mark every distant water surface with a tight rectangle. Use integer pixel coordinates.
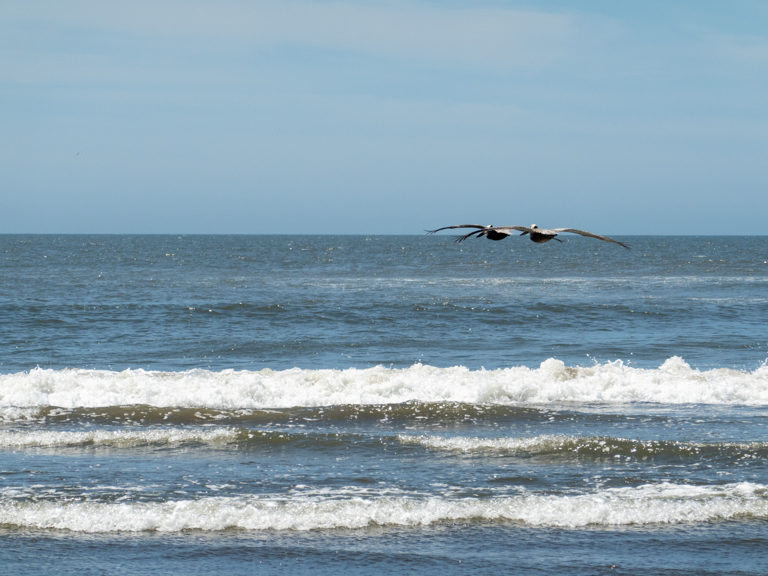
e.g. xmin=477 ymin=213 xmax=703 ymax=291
xmin=1 ymin=235 xmax=767 ymax=575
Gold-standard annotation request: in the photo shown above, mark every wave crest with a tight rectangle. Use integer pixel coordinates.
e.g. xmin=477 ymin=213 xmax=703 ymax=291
xmin=398 ymin=434 xmax=768 ymax=460
xmin=1 ymin=358 xmax=767 ymax=416
xmin=2 ymin=482 xmax=766 ymax=532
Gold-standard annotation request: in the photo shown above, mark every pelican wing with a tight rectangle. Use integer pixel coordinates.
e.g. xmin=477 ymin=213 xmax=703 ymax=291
xmin=455 ymin=229 xmax=491 ymax=242
xmin=426 ymin=224 xmax=491 ymax=234
xmin=553 ymin=228 xmax=630 ymax=249
xmin=454 ymin=225 xmax=530 ymax=243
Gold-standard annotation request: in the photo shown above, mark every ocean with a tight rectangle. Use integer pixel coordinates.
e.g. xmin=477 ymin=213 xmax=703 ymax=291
xmin=1 ymin=234 xmax=767 ymax=575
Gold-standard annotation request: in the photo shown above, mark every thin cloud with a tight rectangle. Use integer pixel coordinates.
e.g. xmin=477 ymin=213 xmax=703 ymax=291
xmin=3 ymin=1 xmax=579 ymax=70
xmin=707 ymin=32 xmax=768 ymax=65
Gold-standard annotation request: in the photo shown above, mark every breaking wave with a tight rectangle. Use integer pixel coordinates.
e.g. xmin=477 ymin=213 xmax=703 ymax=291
xmin=4 ymin=427 xmax=767 ymax=463
xmin=1 ymin=482 xmax=766 ymax=532
xmin=1 ymin=358 xmax=767 ymax=419
xmin=0 ymin=427 xmax=241 ymax=449
xmin=398 ymin=434 xmax=768 ymax=460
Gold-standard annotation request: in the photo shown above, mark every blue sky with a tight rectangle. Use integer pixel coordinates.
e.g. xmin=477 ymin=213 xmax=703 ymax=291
xmin=2 ymin=1 xmax=767 ymax=234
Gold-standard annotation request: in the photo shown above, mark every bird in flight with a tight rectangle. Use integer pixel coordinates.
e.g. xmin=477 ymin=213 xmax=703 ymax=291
xmin=427 ymin=224 xmax=630 ymax=249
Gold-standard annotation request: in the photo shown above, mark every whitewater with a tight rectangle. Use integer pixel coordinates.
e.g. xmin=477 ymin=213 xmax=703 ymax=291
xmin=3 ymin=358 xmax=768 ymax=414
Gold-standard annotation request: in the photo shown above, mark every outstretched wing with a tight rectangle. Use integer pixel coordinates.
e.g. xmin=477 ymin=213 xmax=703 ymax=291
xmin=427 ymin=224 xmax=494 ymax=243
xmin=453 ymin=225 xmax=530 ymax=243
xmin=426 ymin=224 xmax=491 ymax=234
xmin=454 ymin=229 xmax=490 ymax=242
xmin=553 ymin=228 xmax=630 ymax=249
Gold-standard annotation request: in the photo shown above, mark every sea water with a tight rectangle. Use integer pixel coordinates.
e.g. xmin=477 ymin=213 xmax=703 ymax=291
xmin=1 ymin=234 xmax=767 ymax=575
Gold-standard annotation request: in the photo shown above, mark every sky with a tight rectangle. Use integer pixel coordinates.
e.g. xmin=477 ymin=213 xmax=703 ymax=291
xmin=2 ymin=0 xmax=767 ymax=235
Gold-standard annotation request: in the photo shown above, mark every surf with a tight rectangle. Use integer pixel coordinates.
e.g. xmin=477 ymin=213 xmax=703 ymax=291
xmin=2 ymin=482 xmax=766 ymax=533
xmin=2 ymin=357 xmax=768 ymax=416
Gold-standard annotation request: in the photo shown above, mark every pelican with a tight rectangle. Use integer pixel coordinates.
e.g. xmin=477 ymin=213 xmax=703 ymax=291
xmin=427 ymin=224 xmax=630 ymax=249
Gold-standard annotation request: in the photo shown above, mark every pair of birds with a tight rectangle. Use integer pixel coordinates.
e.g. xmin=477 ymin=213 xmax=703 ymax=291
xmin=427 ymin=224 xmax=630 ymax=249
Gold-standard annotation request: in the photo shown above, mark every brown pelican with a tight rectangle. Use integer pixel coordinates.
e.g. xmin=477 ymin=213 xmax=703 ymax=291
xmin=427 ymin=224 xmax=630 ymax=249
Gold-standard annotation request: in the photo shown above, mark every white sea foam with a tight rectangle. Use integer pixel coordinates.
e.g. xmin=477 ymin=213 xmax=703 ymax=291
xmin=0 ymin=427 xmax=239 ymax=449
xmin=397 ymin=434 xmax=768 ymax=458
xmin=1 ymin=358 xmax=767 ymax=414
xmin=0 ymin=407 xmax=43 ymax=423
xmin=398 ymin=434 xmax=578 ymax=454
xmin=1 ymin=482 xmax=765 ymax=532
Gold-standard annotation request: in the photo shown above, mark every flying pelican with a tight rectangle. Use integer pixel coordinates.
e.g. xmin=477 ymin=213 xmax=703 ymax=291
xmin=427 ymin=224 xmax=630 ymax=249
